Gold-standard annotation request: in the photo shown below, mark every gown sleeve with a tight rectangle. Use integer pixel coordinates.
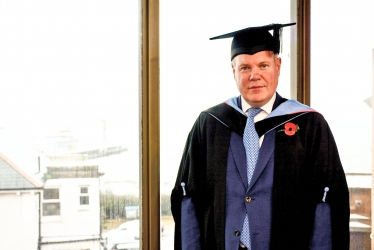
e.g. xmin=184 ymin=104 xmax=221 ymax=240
xmin=309 ymin=113 xmax=349 ymax=249
xmin=309 ymin=203 xmax=332 ymax=250
xmin=171 ymin=115 xmax=205 ymax=250
xmin=181 ymin=197 xmax=201 ymax=250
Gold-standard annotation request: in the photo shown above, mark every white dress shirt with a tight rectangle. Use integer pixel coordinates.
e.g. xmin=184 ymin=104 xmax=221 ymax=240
xmin=241 ymin=93 xmax=276 ymax=146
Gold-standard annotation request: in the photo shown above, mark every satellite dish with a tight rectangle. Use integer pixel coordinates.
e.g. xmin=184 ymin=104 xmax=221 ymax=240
xmin=364 ymin=96 xmax=372 ymax=108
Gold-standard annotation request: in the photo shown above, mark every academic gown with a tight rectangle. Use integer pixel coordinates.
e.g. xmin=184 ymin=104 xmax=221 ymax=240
xmin=171 ymin=93 xmax=350 ymax=250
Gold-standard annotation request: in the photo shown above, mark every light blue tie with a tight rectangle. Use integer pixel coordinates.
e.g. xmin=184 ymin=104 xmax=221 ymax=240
xmin=240 ymin=108 xmax=262 ymax=249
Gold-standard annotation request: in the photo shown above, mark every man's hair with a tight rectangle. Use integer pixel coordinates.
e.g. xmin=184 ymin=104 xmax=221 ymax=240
xmin=231 ymin=51 xmax=279 ymax=66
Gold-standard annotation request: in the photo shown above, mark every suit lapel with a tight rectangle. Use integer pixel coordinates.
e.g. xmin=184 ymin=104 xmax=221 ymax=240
xmin=227 ymin=93 xmax=284 ymax=189
xmin=248 ymin=129 xmax=275 ymax=191
xmin=245 ymin=93 xmax=282 ymax=189
xmin=229 ymin=132 xmax=248 ymax=188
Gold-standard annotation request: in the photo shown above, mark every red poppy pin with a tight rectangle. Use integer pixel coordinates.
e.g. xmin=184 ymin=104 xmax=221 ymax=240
xmin=278 ymin=122 xmax=300 ymax=136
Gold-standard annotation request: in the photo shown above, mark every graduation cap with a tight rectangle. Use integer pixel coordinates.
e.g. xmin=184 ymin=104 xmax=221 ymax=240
xmin=210 ymin=23 xmax=296 ymax=60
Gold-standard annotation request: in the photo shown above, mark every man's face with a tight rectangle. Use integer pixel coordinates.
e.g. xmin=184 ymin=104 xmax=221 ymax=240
xmin=232 ymin=51 xmax=281 ymax=108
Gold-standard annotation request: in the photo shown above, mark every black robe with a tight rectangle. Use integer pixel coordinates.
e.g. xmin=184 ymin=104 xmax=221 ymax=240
xmin=171 ymin=95 xmax=350 ymax=250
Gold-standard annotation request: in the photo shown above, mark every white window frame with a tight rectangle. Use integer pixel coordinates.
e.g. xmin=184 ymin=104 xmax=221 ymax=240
xmin=79 ymin=186 xmax=90 ymax=206
xmin=42 ymin=188 xmax=61 ymax=217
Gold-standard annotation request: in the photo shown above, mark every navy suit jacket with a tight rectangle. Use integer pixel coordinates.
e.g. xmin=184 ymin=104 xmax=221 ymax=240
xmin=225 ymin=129 xmax=275 ymax=249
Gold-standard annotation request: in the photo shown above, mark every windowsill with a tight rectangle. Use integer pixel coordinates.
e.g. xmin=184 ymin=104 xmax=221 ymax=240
xmin=42 ymin=216 xmax=63 ymax=222
xmin=78 ymin=205 xmax=90 ymax=211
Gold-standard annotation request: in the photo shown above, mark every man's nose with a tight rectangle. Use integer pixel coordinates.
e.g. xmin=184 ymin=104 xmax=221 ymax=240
xmin=249 ymin=68 xmax=260 ymax=80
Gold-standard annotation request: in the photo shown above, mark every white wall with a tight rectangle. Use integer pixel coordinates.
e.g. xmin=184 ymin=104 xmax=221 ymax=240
xmin=0 ymin=192 xmax=40 ymax=249
xmin=41 ymin=178 xmax=100 ymax=249
xmin=41 ymin=241 xmax=101 ymax=250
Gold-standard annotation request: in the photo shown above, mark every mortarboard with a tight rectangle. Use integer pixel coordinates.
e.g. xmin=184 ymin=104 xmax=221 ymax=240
xmin=210 ymin=23 xmax=296 ymax=60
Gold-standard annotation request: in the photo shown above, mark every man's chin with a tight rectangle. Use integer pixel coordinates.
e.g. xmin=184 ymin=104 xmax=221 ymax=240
xmin=244 ymin=96 xmax=266 ymax=107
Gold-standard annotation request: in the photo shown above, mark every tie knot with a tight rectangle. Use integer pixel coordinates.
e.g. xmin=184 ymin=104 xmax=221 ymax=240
xmin=248 ymin=108 xmax=262 ymax=118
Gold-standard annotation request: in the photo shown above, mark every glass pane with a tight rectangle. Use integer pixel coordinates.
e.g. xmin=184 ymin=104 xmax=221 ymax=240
xmin=311 ymin=1 xmax=374 ymax=249
xmin=80 ymin=196 xmax=90 ymax=205
xmin=43 ymin=203 xmax=61 ymax=216
xmin=0 ymin=1 xmax=140 ymax=250
xmin=81 ymin=187 xmax=88 ymax=194
xmin=44 ymin=189 xmax=59 ymax=200
xmin=160 ymin=1 xmax=292 ymax=248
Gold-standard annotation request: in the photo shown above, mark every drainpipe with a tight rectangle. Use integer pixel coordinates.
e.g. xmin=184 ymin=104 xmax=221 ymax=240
xmin=371 ymin=49 xmax=374 ymax=250
xmin=38 ymin=191 xmax=41 ymax=250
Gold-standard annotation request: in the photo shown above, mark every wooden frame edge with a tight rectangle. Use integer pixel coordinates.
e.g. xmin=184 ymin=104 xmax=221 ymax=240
xmin=140 ymin=0 xmax=160 ymax=249
xmin=296 ymin=0 xmax=310 ymax=105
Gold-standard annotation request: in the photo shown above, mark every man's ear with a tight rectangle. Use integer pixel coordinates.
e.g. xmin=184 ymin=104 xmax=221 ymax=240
xmin=276 ymin=57 xmax=282 ymax=75
xmin=231 ymin=63 xmax=236 ymax=79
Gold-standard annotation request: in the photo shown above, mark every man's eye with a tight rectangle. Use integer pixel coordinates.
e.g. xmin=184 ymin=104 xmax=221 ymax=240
xmin=260 ymin=64 xmax=269 ymax=68
xmin=241 ymin=66 xmax=249 ymax=71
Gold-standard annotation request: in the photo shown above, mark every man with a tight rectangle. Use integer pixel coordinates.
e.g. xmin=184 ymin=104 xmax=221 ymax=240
xmin=171 ymin=23 xmax=349 ymax=250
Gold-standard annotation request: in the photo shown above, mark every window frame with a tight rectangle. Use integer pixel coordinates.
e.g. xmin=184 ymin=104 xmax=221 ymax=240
xmin=141 ymin=0 xmax=160 ymax=249
xmin=79 ymin=186 xmax=89 ymax=206
xmin=42 ymin=188 xmax=61 ymax=216
xmin=140 ymin=0 xmax=310 ymax=249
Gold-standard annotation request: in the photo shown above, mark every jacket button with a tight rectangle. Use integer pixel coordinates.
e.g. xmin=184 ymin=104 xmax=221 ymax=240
xmin=234 ymin=230 xmax=241 ymax=236
xmin=245 ymin=196 xmax=252 ymax=202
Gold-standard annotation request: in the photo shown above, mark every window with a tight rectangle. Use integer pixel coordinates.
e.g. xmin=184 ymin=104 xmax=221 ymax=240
xmin=80 ymin=186 xmax=89 ymax=205
xmin=44 ymin=188 xmax=59 ymax=200
xmin=311 ymin=1 xmax=374 ymax=249
xmin=43 ymin=188 xmax=61 ymax=216
xmin=0 ymin=1 xmax=140 ymax=249
xmin=160 ymin=1 xmax=295 ymax=248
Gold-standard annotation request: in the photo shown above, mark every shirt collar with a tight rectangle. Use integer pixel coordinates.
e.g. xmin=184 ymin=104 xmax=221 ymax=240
xmin=241 ymin=92 xmax=276 ymax=115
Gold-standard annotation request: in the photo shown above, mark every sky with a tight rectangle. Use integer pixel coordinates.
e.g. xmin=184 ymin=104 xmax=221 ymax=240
xmin=310 ymin=1 xmax=374 ymax=174
xmin=0 ymin=0 xmax=139 ymax=143
xmin=0 ymin=0 xmax=373 ymax=195
xmin=0 ymin=0 xmax=140 ymax=178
